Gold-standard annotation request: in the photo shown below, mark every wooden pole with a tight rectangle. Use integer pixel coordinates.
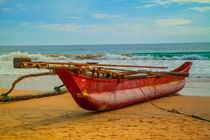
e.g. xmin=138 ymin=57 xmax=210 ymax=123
xmin=13 ymin=57 xmax=168 ymax=69
xmin=104 ymin=68 xmax=189 ymax=77
xmin=0 ymin=88 xmax=68 ymax=102
xmin=136 ymin=70 xmax=189 ymax=77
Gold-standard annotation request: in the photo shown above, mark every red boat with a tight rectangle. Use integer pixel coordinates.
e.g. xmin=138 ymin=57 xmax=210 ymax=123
xmin=55 ymin=62 xmax=192 ymax=111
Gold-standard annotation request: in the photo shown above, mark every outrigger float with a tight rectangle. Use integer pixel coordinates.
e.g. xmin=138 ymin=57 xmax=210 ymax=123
xmin=1 ymin=58 xmax=192 ymax=111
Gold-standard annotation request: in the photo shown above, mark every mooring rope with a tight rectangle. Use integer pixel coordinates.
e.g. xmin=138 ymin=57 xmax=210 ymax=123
xmin=139 ymin=86 xmax=210 ymax=122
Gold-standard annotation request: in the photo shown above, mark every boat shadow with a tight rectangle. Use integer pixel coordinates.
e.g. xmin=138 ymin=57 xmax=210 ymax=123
xmin=1 ymin=93 xmax=181 ymax=134
xmin=25 ymin=93 xmax=181 ymax=126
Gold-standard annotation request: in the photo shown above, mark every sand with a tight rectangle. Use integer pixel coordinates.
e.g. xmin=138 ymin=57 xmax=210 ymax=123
xmin=0 ymin=88 xmax=210 ymax=140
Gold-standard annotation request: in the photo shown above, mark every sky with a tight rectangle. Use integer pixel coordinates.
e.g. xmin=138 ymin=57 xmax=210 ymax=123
xmin=0 ymin=0 xmax=210 ymax=45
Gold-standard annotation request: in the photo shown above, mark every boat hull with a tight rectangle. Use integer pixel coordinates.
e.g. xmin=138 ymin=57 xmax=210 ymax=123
xmin=55 ymin=62 xmax=192 ymax=111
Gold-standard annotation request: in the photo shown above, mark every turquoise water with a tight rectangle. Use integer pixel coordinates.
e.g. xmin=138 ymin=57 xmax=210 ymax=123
xmin=132 ymin=52 xmax=210 ymax=60
xmin=0 ymin=43 xmax=210 ymax=60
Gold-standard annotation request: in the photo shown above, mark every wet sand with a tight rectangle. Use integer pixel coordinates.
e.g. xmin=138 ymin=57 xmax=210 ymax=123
xmin=0 ymin=88 xmax=210 ymax=140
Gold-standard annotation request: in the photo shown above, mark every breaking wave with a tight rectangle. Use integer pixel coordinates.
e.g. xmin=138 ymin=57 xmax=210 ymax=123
xmin=98 ymin=53 xmax=209 ymax=60
xmin=0 ymin=51 xmax=209 ymax=61
xmin=0 ymin=51 xmax=210 ymax=79
xmin=0 ymin=51 xmax=71 ymax=62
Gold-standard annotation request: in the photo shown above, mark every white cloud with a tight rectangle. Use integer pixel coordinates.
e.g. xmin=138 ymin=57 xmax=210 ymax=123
xmin=93 ymin=14 xmax=122 ymax=19
xmin=16 ymin=3 xmax=24 ymax=7
xmin=144 ymin=0 xmax=210 ymax=5
xmin=156 ymin=19 xmax=192 ymax=26
xmin=22 ymin=22 xmax=210 ymax=42
xmin=0 ymin=19 xmax=10 ymax=23
xmin=39 ymin=24 xmax=82 ymax=32
xmin=189 ymin=7 xmax=210 ymax=12
xmin=37 ymin=23 xmax=147 ymax=35
xmin=67 ymin=16 xmax=82 ymax=19
xmin=172 ymin=0 xmax=210 ymax=4
xmin=0 ymin=7 xmax=12 ymax=12
xmin=21 ymin=22 xmax=30 ymax=26
xmin=20 ymin=22 xmax=42 ymax=26
xmin=137 ymin=4 xmax=157 ymax=8
xmin=154 ymin=26 xmax=210 ymax=35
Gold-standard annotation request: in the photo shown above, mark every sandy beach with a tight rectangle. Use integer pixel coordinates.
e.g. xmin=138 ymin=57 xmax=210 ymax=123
xmin=0 ymin=88 xmax=210 ymax=140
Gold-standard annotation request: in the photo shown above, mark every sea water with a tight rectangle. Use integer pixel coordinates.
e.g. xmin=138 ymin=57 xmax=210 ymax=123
xmin=0 ymin=43 xmax=210 ymax=95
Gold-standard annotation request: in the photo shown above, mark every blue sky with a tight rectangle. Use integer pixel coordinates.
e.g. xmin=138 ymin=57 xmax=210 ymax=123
xmin=0 ymin=0 xmax=210 ymax=45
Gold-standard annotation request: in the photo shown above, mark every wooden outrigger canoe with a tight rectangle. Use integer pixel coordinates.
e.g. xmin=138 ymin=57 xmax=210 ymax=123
xmin=12 ymin=58 xmax=192 ymax=111
xmin=55 ymin=62 xmax=192 ymax=111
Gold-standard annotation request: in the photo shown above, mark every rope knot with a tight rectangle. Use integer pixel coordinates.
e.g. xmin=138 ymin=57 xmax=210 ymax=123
xmin=54 ymin=86 xmax=61 ymax=94
xmin=1 ymin=93 xmax=9 ymax=102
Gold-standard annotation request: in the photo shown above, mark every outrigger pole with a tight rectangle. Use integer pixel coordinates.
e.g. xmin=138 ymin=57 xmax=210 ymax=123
xmin=14 ymin=58 xmax=168 ymax=69
xmin=0 ymin=71 xmax=68 ymax=102
xmin=13 ymin=58 xmax=189 ymax=78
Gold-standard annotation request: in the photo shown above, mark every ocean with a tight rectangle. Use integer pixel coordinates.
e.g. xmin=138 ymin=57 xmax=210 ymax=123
xmin=0 ymin=42 xmax=210 ymax=95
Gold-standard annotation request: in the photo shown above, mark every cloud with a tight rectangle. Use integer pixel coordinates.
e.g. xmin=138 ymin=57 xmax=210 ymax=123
xmin=154 ymin=26 xmax=210 ymax=35
xmin=16 ymin=3 xmax=24 ymax=7
xmin=67 ymin=16 xmax=82 ymax=19
xmin=0 ymin=19 xmax=10 ymax=23
xmin=39 ymin=24 xmax=82 ymax=32
xmin=188 ymin=7 xmax=210 ymax=12
xmin=93 ymin=14 xmax=122 ymax=19
xmin=144 ymin=0 xmax=210 ymax=5
xmin=137 ymin=4 xmax=157 ymax=8
xmin=21 ymin=22 xmax=30 ymax=26
xmin=20 ymin=22 xmax=42 ymax=26
xmin=0 ymin=7 xmax=12 ymax=12
xmin=155 ymin=19 xmax=192 ymax=26
xmin=37 ymin=23 xmax=147 ymax=34
xmin=172 ymin=0 xmax=210 ymax=4
xmin=34 ymin=20 xmax=210 ymax=38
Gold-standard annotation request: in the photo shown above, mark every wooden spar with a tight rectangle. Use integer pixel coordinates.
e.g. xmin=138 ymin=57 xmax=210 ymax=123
xmin=20 ymin=63 xmax=124 ymax=77
xmin=13 ymin=57 xmax=168 ymax=69
xmin=17 ymin=62 xmax=148 ymax=79
xmin=103 ymin=68 xmax=189 ymax=77
xmin=47 ymin=62 xmax=168 ymax=69
xmin=0 ymin=88 xmax=68 ymax=102
xmin=136 ymin=70 xmax=189 ymax=77
xmin=13 ymin=58 xmax=189 ymax=78
xmin=29 ymin=62 xmax=168 ymax=69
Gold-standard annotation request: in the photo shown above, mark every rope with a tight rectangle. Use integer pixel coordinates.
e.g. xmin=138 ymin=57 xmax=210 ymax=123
xmin=0 ymin=72 xmax=67 ymax=102
xmin=1 ymin=93 xmax=10 ymax=101
xmin=54 ymin=84 xmax=64 ymax=94
xmin=2 ymin=72 xmax=56 ymax=95
xmin=139 ymin=86 xmax=210 ymax=122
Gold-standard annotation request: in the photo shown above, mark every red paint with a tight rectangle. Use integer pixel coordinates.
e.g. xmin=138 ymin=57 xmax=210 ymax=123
xmin=55 ymin=62 xmax=192 ymax=111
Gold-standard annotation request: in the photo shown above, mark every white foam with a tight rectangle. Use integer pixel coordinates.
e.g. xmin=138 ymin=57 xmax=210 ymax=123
xmin=97 ymin=54 xmax=208 ymax=60
xmin=97 ymin=54 xmax=154 ymax=60
xmin=0 ymin=52 xmax=210 ymax=79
